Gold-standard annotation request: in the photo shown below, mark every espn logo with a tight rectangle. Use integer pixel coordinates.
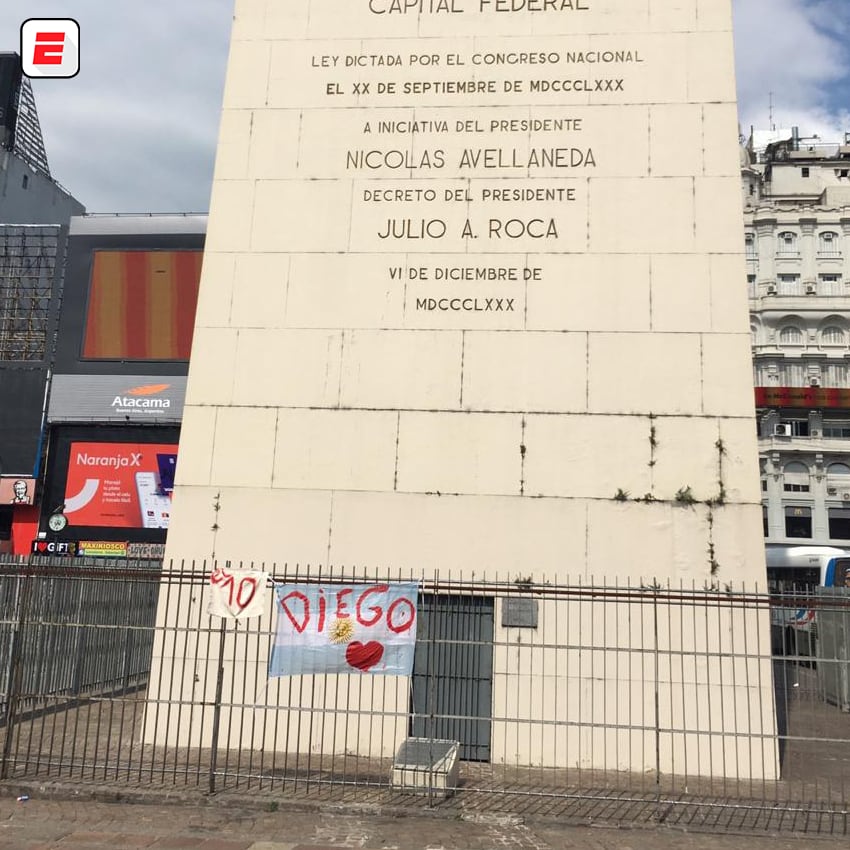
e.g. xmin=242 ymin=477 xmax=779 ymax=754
xmin=21 ymin=19 xmax=80 ymax=79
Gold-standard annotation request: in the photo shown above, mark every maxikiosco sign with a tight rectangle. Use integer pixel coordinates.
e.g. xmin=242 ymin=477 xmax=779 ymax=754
xmin=48 ymin=375 xmax=187 ymax=423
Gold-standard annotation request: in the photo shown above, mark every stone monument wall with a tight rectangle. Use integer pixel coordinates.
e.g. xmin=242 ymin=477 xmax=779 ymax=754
xmin=150 ymin=0 xmax=778 ymax=779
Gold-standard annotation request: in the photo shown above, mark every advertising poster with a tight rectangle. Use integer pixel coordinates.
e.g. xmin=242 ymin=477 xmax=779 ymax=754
xmin=0 ymin=476 xmax=36 ymax=505
xmin=63 ymin=441 xmax=177 ymax=530
xmin=77 ymin=541 xmax=129 ymax=558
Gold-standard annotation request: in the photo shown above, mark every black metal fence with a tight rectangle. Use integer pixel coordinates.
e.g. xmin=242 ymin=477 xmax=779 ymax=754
xmin=0 ymin=558 xmax=848 ymax=836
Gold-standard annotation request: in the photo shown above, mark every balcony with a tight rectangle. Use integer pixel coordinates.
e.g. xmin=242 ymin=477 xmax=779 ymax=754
xmin=760 ymin=433 xmax=850 ymax=455
xmin=750 ymin=285 xmax=849 ymax=303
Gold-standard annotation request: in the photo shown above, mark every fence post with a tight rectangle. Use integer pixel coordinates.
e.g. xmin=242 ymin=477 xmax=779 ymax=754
xmin=1 ymin=570 xmax=31 ymax=780
xmin=208 ymin=620 xmax=227 ymax=794
xmin=652 ymin=583 xmax=662 ymax=802
xmin=0 ymin=573 xmax=21 ymax=726
xmin=71 ymin=576 xmax=87 ymax=697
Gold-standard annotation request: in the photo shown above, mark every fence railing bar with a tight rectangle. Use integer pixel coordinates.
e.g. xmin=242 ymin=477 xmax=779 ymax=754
xmin=208 ymin=620 xmax=227 ymax=795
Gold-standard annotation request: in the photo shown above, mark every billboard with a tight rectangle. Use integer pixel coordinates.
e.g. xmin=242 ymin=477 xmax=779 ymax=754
xmin=48 ymin=374 xmax=187 ymax=423
xmin=756 ymin=387 xmax=850 ymax=410
xmin=63 ymin=441 xmax=177 ymax=530
xmin=53 ymin=220 xmax=206 ymax=378
xmin=82 ymin=250 xmax=202 ymax=360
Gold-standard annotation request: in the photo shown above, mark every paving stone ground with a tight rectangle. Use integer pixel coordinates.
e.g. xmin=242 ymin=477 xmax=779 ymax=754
xmin=0 ymin=797 xmax=847 ymax=850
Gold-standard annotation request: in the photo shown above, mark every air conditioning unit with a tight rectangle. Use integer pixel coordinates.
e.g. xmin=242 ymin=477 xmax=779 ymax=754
xmin=806 ymin=282 xmax=817 ymax=294
xmin=844 ymin=493 xmax=850 ymax=502
xmin=828 ymin=487 xmax=838 ymax=496
xmin=810 ymin=377 xmax=821 ymax=387
xmin=766 ymin=283 xmax=777 ymax=295
xmin=773 ymin=424 xmax=792 ymax=437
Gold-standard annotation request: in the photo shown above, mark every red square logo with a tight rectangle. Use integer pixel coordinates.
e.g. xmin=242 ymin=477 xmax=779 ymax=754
xmin=21 ymin=19 xmax=80 ymax=79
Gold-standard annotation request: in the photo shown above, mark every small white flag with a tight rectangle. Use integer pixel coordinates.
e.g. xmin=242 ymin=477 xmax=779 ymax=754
xmin=208 ymin=567 xmax=268 ymax=619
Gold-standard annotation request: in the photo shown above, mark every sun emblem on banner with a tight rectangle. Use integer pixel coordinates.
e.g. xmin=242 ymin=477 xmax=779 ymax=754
xmin=329 ymin=618 xmax=354 ymax=644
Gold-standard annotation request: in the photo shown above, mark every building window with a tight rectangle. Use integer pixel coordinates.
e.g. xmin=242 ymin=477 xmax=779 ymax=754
xmin=763 ymin=505 xmax=769 ymax=537
xmin=785 ymin=506 xmax=812 ymax=538
xmin=21 ymin=174 xmax=28 ymax=189
xmin=819 ymin=231 xmax=841 ymax=257
xmin=777 ymin=231 xmax=798 ymax=256
xmin=824 ymin=422 xmax=850 ymax=439
xmin=779 ymin=325 xmax=804 ymax=345
xmin=829 ymin=508 xmax=850 ymax=540
xmin=777 ymin=274 xmax=802 ymax=295
xmin=826 ymin=462 xmax=850 ymax=499
xmin=821 ymin=326 xmax=846 ymax=346
xmin=783 ymin=461 xmax=810 ymax=492
xmin=819 ymin=273 xmax=843 ymax=295
xmin=784 ymin=483 xmax=810 ymax=493
xmin=778 ymin=419 xmax=809 ymax=437
xmin=745 ymin=233 xmax=757 ymax=259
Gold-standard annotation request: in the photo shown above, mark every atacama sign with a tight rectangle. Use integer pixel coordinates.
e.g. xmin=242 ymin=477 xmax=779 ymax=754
xmin=48 ymin=375 xmax=187 ymax=423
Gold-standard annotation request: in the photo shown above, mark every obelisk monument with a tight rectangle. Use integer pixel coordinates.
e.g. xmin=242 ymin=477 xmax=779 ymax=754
xmin=155 ymin=0 xmax=777 ymax=779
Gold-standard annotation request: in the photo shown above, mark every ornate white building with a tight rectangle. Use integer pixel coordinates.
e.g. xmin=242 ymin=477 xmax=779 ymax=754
xmin=745 ymin=128 xmax=850 ymax=543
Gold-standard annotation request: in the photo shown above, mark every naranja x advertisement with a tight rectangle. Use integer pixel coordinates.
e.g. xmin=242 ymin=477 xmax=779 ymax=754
xmin=63 ymin=442 xmax=177 ymax=530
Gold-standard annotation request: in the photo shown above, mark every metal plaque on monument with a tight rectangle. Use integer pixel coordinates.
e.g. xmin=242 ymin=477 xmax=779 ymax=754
xmin=151 ymin=0 xmax=778 ymax=780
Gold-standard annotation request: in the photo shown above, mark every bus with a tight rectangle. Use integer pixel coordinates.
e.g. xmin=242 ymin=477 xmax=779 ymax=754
xmin=765 ymin=544 xmax=850 ymax=594
xmin=765 ymin=544 xmax=850 ymax=656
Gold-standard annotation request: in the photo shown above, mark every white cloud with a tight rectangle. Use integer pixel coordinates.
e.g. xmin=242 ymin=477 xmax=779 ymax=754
xmin=733 ymin=0 xmax=850 ymax=141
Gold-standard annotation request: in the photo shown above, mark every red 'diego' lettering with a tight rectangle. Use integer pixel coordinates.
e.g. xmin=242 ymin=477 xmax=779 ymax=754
xmin=356 ymin=584 xmax=388 ymax=627
xmin=335 ymin=587 xmax=352 ymax=619
xmin=280 ymin=585 xmax=415 ymax=634
xmin=280 ymin=590 xmax=309 ymax=633
xmin=387 ymin=597 xmax=416 ymax=634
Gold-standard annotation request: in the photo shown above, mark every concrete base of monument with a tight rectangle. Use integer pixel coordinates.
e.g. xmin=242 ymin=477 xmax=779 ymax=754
xmin=142 ymin=578 xmax=780 ymax=783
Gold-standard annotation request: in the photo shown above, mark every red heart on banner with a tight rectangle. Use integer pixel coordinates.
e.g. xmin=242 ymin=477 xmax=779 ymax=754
xmin=345 ymin=640 xmax=384 ymax=672
xmin=37 ymin=542 xmax=47 ymax=553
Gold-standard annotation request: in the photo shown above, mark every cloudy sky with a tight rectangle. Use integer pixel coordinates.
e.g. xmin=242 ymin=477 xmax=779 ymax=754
xmin=1 ymin=0 xmax=848 ymax=213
